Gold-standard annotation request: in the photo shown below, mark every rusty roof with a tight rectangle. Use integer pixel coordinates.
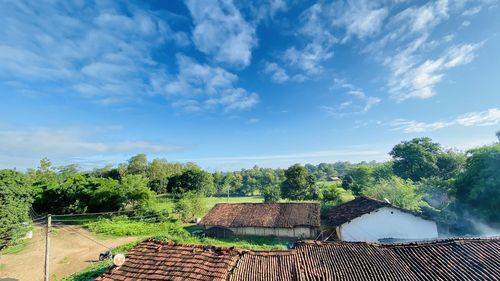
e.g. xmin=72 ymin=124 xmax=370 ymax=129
xmin=95 ymin=240 xmax=242 ymax=281
xmin=97 ymin=237 xmax=500 ymax=281
xmin=199 ymin=203 xmax=321 ymax=228
xmin=326 ymin=196 xmax=419 ymax=226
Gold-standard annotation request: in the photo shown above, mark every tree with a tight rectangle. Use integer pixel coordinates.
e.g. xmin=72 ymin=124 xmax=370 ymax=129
xmin=496 ymin=130 xmax=500 ymax=142
xmin=342 ymin=165 xmax=374 ymax=195
xmin=127 ymin=154 xmax=148 ymax=175
xmin=120 ymin=174 xmax=155 ymax=208
xmin=262 ymin=184 xmax=281 ymax=203
xmin=147 ymin=159 xmax=183 ymax=194
xmin=281 ymin=164 xmax=316 ymax=200
xmin=167 ymin=166 xmax=215 ymax=196
xmin=455 ymin=144 xmax=500 ymax=223
xmin=362 ymin=176 xmax=426 ymax=212
xmin=0 ymin=170 xmax=33 ymax=250
xmin=436 ymin=150 xmax=466 ymax=179
xmin=389 ymin=137 xmax=442 ymax=181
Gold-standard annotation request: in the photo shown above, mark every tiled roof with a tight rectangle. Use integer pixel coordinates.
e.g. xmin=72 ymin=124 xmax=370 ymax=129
xmin=97 ymin=238 xmax=500 ymax=281
xmin=327 ymin=196 xmax=408 ymax=226
xmin=387 ymin=238 xmax=500 ymax=280
xmin=199 ymin=203 xmax=320 ymax=228
xmin=95 ymin=240 xmax=241 ymax=281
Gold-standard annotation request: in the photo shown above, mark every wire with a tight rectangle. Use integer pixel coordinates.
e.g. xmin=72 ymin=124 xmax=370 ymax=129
xmin=51 ymin=209 xmax=139 ymax=217
xmin=51 ymin=214 xmax=161 ymax=223
xmin=58 ymin=226 xmax=111 ymax=250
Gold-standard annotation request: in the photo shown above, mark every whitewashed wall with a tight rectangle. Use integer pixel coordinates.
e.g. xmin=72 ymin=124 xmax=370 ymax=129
xmin=339 ymin=207 xmax=438 ymax=242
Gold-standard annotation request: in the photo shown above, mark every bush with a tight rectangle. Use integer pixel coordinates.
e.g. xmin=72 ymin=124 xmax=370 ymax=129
xmin=362 ymin=176 xmax=427 ymax=212
xmin=174 ymin=192 xmax=207 ymax=223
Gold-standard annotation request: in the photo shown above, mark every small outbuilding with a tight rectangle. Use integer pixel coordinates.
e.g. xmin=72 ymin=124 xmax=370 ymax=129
xmin=327 ymin=196 xmax=438 ymax=242
xmin=199 ymin=203 xmax=320 ymax=239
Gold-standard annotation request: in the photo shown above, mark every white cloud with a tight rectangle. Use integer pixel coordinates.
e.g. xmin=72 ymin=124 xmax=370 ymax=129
xmin=264 ymin=62 xmax=289 ymax=83
xmin=389 ymin=108 xmax=500 ymax=133
xmin=185 ymin=0 xmax=257 ymax=68
xmin=389 ymin=119 xmax=453 ymax=133
xmin=387 ymin=43 xmax=481 ymax=101
xmin=462 ymin=6 xmax=481 ymax=16
xmin=0 ymin=1 xmax=187 ymax=105
xmin=282 ymin=3 xmax=336 ymax=76
xmin=0 ymin=126 xmax=182 ymax=169
xmin=331 ymin=0 xmax=389 ymax=40
xmin=165 ymin=54 xmax=258 ymax=112
xmin=323 ymin=78 xmax=381 ymax=117
xmin=456 ymin=108 xmax=500 ymax=126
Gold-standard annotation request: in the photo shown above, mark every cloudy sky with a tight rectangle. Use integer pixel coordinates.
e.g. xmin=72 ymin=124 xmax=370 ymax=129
xmin=1 ymin=0 xmax=499 ymax=170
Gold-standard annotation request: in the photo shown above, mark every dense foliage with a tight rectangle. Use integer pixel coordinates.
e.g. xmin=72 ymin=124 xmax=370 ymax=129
xmin=281 ymin=164 xmax=317 ymax=200
xmin=0 ymin=170 xmax=33 ymax=249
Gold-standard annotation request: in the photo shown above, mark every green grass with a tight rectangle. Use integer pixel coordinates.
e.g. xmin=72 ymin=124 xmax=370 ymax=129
xmin=3 ymin=239 xmax=29 ymax=255
xmin=85 ymin=216 xmax=182 ymax=237
xmin=85 ymin=217 xmax=287 ymax=251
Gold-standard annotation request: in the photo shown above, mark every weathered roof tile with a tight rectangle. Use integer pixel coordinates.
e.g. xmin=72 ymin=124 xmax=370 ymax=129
xmin=199 ymin=203 xmax=321 ymax=228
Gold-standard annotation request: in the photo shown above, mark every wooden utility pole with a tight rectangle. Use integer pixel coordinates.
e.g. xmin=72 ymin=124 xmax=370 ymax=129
xmin=44 ymin=215 xmax=51 ymax=281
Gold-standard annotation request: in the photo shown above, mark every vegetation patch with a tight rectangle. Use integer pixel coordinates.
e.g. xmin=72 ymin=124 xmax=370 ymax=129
xmin=85 ymin=216 xmax=182 ymax=237
xmin=3 ymin=239 xmax=29 ymax=255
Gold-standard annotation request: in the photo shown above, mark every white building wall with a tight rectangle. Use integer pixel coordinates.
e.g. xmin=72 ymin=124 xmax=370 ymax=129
xmin=339 ymin=207 xmax=438 ymax=242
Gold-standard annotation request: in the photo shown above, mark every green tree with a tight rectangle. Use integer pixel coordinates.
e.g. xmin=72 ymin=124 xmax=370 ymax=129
xmin=436 ymin=150 xmax=466 ymax=180
xmin=127 ymin=154 xmax=148 ymax=175
xmin=496 ymin=130 xmax=500 ymax=142
xmin=0 ymin=170 xmax=33 ymax=250
xmin=281 ymin=164 xmax=316 ymax=200
xmin=262 ymin=184 xmax=281 ymax=203
xmin=147 ymin=159 xmax=183 ymax=194
xmin=362 ymin=176 xmax=426 ymax=212
xmin=390 ymin=137 xmax=442 ymax=181
xmin=167 ymin=166 xmax=215 ymax=196
xmin=174 ymin=192 xmax=207 ymax=222
xmin=455 ymin=144 xmax=500 ymax=223
xmin=342 ymin=165 xmax=375 ymax=195
xmin=119 ymin=174 xmax=155 ymax=209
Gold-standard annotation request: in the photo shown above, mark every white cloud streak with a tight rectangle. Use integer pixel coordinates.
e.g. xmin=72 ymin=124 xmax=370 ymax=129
xmin=0 ymin=1 xmax=186 ymax=104
xmin=185 ymin=0 xmax=257 ymax=68
xmin=389 ymin=108 xmax=500 ymax=133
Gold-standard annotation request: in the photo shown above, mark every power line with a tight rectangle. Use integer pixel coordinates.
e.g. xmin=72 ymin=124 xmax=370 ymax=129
xmin=58 ymin=226 xmax=111 ymax=250
xmin=51 ymin=209 xmax=140 ymax=218
xmin=51 ymin=213 xmax=161 ymax=223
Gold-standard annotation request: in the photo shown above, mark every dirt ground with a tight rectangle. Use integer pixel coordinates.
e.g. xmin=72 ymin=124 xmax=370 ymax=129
xmin=0 ymin=225 xmax=138 ymax=281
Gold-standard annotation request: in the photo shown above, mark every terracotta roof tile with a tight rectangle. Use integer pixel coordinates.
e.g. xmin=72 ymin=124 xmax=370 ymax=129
xmin=199 ymin=203 xmax=320 ymax=228
xmin=97 ymin=238 xmax=500 ymax=281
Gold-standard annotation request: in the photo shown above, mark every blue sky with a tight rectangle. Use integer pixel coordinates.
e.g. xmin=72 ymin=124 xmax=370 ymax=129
xmin=0 ymin=0 xmax=499 ymax=171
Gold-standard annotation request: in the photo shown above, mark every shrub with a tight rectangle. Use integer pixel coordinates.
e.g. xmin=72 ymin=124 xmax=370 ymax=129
xmin=174 ymin=192 xmax=207 ymax=223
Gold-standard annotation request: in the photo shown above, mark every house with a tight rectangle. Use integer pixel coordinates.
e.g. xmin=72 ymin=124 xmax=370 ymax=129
xmin=326 ymin=196 xmax=438 ymax=242
xmin=96 ymin=237 xmax=500 ymax=280
xmin=199 ymin=203 xmax=320 ymax=239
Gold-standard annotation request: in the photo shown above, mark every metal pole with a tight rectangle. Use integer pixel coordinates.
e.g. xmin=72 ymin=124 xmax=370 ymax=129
xmin=44 ymin=215 xmax=51 ymax=281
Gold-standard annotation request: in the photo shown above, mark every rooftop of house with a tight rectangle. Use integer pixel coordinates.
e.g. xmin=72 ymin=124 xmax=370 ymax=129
xmin=326 ymin=196 xmax=422 ymax=227
xmin=97 ymin=237 xmax=500 ymax=281
xmin=199 ymin=203 xmax=321 ymax=228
